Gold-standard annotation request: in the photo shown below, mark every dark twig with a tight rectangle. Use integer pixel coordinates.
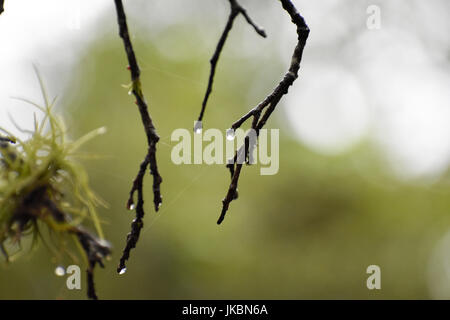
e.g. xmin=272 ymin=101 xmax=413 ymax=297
xmin=196 ymin=0 xmax=266 ymax=125
xmin=217 ymin=162 xmax=242 ymax=224
xmin=114 ymin=0 xmax=162 ymax=274
xmin=27 ymin=193 xmax=110 ymax=300
xmin=218 ymin=0 xmax=309 ymax=224
xmin=118 ymin=153 xmax=149 ymax=273
xmin=0 ymin=0 xmax=4 ymax=15
xmin=42 ymin=194 xmax=111 ymax=300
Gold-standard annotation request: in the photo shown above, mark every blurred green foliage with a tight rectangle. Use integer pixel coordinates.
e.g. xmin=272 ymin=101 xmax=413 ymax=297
xmin=2 ymin=22 xmax=450 ymax=300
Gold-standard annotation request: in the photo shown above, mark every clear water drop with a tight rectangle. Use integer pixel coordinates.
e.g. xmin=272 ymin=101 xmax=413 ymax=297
xmin=128 ymin=203 xmax=136 ymax=211
xmin=119 ymin=267 xmax=127 ymax=275
xmin=55 ymin=266 xmax=65 ymax=277
xmin=226 ymin=128 xmax=235 ymax=140
xmin=193 ymin=121 xmax=202 ymax=134
xmin=98 ymin=239 xmax=111 ymax=248
xmin=97 ymin=126 xmax=107 ymax=135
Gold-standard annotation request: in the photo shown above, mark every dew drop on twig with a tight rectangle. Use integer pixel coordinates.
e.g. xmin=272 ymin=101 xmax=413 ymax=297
xmin=55 ymin=266 xmax=65 ymax=277
xmin=97 ymin=126 xmax=107 ymax=135
xmin=193 ymin=121 xmax=202 ymax=134
xmin=226 ymin=128 xmax=235 ymax=141
xmin=119 ymin=267 xmax=127 ymax=275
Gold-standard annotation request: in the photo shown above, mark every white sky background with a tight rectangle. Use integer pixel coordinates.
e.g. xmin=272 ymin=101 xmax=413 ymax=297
xmin=0 ymin=0 xmax=449 ymax=181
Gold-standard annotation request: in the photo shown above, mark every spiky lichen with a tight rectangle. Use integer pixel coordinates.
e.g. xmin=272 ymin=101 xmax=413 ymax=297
xmin=0 ymin=70 xmax=111 ymax=299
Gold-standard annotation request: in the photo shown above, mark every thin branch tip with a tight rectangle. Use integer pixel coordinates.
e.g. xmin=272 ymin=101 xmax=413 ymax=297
xmin=196 ymin=0 xmax=267 ymax=124
xmin=218 ymin=0 xmax=309 ymax=224
xmin=114 ymin=0 xmax=162 ymax=272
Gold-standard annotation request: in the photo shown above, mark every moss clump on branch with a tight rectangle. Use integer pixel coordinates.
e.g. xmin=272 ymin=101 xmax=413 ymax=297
xmin=0 ymin=70 xmax=111 ymax=299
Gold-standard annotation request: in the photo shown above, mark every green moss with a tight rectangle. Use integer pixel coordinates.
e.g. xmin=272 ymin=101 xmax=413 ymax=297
xmin=0 ymin=69 xmax=110 ymax=299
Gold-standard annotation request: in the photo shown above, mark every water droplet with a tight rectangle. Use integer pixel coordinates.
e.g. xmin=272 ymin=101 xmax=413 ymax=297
xmin=119 ymin=267 xmax=127 ymax=275
xmin=55 ymin=266 xmax=65 ymax=277
xmin=97 ymin=127 xmax=107 ymax=135
xmin=98 ymin=239 xmax=111 ymax=248
xmin=128 ymin=90 xmax=132 ymax=96
xmin=193 ymin=121 xmax=202 ymax=134
xmin=226 ymin=128 xmax=235 ymax=140
xmin=128 ymin=203 xmax=135 ymax=211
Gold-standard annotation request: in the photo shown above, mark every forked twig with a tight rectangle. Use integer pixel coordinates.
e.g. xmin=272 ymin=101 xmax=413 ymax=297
xmin=217 ymin=0 xmax=310 ymax=224
xmin=196 ymin=0 xmax=267 ymax=125
xmin=114 ymin=0 xmax=163 ymax=273
xmin=72 ymin=226 xmax=111 ymax=300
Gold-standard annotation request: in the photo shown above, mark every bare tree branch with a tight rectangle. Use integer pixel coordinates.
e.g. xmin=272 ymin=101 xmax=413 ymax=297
xmin=218 ymin=0 xmax=310 ymax=224
xmin=71 ymin=226 xmax=111 ymax=300
xmin=114 ymin=0 xmax=163 ymax=274
xmin=0 ymin=0 xmax=4 ymax=15
xmin=196 ymin=0 xmax=266 ymax=125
